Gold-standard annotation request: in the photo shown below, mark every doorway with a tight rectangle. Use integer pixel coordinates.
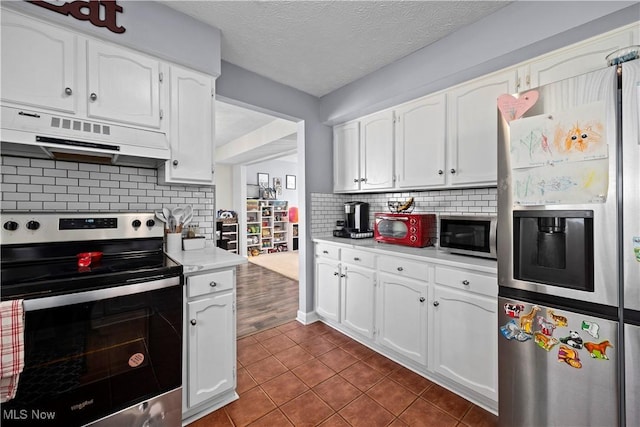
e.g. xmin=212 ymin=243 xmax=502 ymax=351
xmin=214 ymin=99 xmax=304 ymax=336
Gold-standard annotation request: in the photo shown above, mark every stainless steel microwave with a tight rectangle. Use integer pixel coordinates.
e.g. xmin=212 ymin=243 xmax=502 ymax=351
xmin=439 ymin=215 xmax=497 ymax=259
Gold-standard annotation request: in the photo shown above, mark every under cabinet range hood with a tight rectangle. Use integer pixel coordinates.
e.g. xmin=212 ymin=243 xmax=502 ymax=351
xmin=0 ymin=105 xmax=171 ymax=167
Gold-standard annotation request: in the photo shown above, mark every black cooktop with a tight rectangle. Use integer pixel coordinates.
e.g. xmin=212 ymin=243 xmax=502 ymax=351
xmin=1 ymin=238 xmax=182 ymax=300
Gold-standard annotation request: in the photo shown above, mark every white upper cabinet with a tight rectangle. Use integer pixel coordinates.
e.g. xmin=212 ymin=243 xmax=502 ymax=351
xmin=1 ymin=9 xmax=77 ymax=114
xmin=160 ymin=66 xmax=215 ymax=185
xmin=395 ymin=93 xmax=446 ymax=189
xmin=447 ymin=70 xmax=516 ymax=187
xmin=87 ymin=39 xmax=162 ymax=129
xmin=518 ymin=25 xmax=639 ymax=90
xmin=360 ymin=110 xmax=395 ymax=191
xmin=333 ymin=121 xmax=361 ymax=192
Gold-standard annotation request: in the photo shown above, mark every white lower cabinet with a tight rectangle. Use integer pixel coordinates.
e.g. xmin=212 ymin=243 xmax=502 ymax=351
xmin=315 ymin=256 xmax=342 ymax=322
xmin=183 ymin=268 xmax=237 ymax=419
xmin=377 ymin=272 xmax=428 ymax=364
xmin=430 ymin=268 xmax=498 ymax=402
xmin=341 ymin=263 xmax=376 ymax=339
xmin=314 ymin=241 xmax=498 ymax=410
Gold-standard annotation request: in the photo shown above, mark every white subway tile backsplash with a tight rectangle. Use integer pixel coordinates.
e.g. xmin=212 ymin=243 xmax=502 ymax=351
xmin=311 ymin=187 xmax=497 ymax=238
xmin=1 ymin=156 xmax=216 ymax=241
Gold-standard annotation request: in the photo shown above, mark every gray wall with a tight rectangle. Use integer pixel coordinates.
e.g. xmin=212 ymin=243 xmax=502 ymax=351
xmin=319 ymin=1 xmax=640 ymax=125
xmin=246 ymin=160 xmax=299 ymax=207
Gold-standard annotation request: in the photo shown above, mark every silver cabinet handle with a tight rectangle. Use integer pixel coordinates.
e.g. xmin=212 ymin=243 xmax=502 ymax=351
xmin=419 ymin=297 xmax=425 ymax=303
xmin=438 ymin=170 xmax=443 ymax=175
xmin=353 ymin=257 xmax=360 ymax=261
xmin=462 ymin=280 xmax=470 ymax=285
xmin=433 ymin=301 xmax=440 ymax=307
xmin=353 ymin=178 xmax=359 ymax=183
xmin=334 ymin=271 xmax=339 ymax=276
xmin=360 ymin=178 xmax=366 ymax=182
xmin=190 ymin=319 xmax=197 ymax=325
xmin=173 ymin=160 xmax=179 ymax=166
xmin=340 ymin=274 xmax=346 ymax=278
xmin=397 ymin=266 xmax=403 ymax=271
xmin=209 ymin=282 xmax=217 ymax=287
xmin=450 ymin=168 xmax=456 ymax=174
xmin=90 ymin=92 xmax=97 ymax=101
xmin=323 ymin=250 xmax=329 ymax=254
xmin=65 ymin=87 xmax=73 ymax=95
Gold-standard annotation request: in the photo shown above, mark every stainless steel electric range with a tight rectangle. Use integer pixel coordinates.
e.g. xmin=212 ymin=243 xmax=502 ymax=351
xmin=1 ymin=212 xmax=183 ymax=427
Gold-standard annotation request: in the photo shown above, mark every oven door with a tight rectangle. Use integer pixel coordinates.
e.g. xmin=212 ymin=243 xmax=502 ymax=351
xmin=375 ymin=215 xmax=410 ymax=241
xmin=1 ymin=278 xmax=182 ymax=427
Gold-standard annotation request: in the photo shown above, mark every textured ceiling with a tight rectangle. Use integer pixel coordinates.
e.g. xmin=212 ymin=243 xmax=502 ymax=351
xmin=161 ymin=1 xmax=511 ymax=97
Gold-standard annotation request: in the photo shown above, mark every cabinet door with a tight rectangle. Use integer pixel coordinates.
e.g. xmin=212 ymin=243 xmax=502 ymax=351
xmin=1 ymin=10 xmax=77 ymax=114
xmin=187 ymin=292 xmax=235 ymax=408
xmin=360 ymin=110 xmax=395 ymax=190
xmin=524 ymin=26 xmax=638 ymax=89
xmin=333 ymin=121 xmax=361 ymax=192
xmin=342 ymin=264 xmax=376 ymax=338
xmin=395 ymin=93 xmax=446 ymax=188
xmin=315 ymin=258 xmax=341 ymax=322
xmin=447 ymin=70 xmax=516 ymax=187
xmin=87 ymin=39 xmax=161 ymax=128
xmin=164 ymin=66 xmax=214 ymax=184
xmin=377 ymin=273 xmax=428 ymax=364
xmin=430 ymin=285 xmax=497 ymax=401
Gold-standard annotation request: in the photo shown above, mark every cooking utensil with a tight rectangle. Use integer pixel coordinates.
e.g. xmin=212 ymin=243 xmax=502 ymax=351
xmin=155 ymin=210 xmax=168 ymax=224
xmin=168 ymin=216 xmax=177 ymax=233
xmin=172 ymin=207 xmax=185 ymax=227
xmin=181 ymin=205 xmax=193 ymax=227
xmin=163 ymin=207 xmax=171 ymax=223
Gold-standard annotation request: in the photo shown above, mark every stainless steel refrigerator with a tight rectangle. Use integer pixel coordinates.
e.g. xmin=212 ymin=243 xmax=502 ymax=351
xmin=497 ymin=56 xmax=639 ymax=426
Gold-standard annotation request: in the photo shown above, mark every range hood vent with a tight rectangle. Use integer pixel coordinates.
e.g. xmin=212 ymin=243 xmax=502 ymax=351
xmin=1 ymin=106 xmax=170 ymax=168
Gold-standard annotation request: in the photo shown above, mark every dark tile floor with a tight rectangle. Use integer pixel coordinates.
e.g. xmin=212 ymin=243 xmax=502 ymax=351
xmin=188 ymin=321 xmax=498 ymax=427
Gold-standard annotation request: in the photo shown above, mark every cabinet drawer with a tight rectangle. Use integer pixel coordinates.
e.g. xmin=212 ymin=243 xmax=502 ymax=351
xmin=316 ymin=243 xmax=340 ymax=261
xmin=434 ymin=266 xmax=496 ymax=296
xmin=378 ymin=256 xmax=428 ymax=281
xmin=341 ymin=248 xmax=375 ymax=269
xmin=187 ymin=269 xmax=234 ymax=298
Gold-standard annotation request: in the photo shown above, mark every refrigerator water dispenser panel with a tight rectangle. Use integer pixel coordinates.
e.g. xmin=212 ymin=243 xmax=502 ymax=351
xmin=513 ymin=210 xmax=594 ymax=291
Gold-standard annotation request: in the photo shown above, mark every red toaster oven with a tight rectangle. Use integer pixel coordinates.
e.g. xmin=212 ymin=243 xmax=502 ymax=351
xmin=374 ymin=213 xmax=436 ymax=247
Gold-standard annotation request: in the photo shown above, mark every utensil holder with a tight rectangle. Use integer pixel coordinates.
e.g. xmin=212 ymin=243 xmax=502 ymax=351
xmin=165 ymin=233 xmax=182 ymax=253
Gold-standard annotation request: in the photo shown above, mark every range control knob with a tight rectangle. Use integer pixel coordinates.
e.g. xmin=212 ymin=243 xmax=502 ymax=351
xmin=3 ymin=221 xmax=18 ymax=231
xmin=26 ymin=220 xmax=40 ymax=230
xmin=132 ymin=219 xmax=142 ymax=228
xmin=146 ymin=219 xmax=156 ymax=227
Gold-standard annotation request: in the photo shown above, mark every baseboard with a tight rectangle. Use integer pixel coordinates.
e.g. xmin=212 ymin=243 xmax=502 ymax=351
xmin=296 ymin=310 xmax=319 ymax=325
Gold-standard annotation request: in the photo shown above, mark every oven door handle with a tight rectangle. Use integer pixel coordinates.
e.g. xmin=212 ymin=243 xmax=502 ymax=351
xmin=22 ymin=276 xmax=181 ymax=312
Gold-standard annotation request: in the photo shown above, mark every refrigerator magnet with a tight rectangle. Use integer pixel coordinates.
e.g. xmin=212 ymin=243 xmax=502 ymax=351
xmin=534 ymin=332 xmax=559 ymax=352
xmin=584 ymin=341 xmax=613 ymax=360
xmin=558 ymin=345 xmax=583 ymax=369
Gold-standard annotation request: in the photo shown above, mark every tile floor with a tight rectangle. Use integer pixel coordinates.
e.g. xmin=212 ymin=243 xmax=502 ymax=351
xmin=188 ymin=321 xmax=498 ymax=427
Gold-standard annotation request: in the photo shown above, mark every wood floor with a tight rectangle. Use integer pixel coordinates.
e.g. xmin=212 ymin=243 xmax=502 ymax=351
xmin=236 ymin=262 xmax=299 ymax=337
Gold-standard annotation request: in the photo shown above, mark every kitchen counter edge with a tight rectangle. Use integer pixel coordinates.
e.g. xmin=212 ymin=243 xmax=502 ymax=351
xmin=165 ymin=243 xmax=247 ymax=275
xmin=313 ymin=236 xmax=497 ymax=274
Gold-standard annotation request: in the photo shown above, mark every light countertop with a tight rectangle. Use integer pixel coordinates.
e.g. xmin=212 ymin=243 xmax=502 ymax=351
xmin=165 ymin=242 xmax=247 ymax=275
xmin=313 ymin=235 xmax=497 ymax=274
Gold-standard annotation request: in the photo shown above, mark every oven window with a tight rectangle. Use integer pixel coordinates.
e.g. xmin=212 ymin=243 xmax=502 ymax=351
xmin=377 ymin=218 xmax=408 ymax=238
xmin=2 ymin=285 xmax=182 ymax=427
xmin=440 ymin=220 xmax=490 ymax=253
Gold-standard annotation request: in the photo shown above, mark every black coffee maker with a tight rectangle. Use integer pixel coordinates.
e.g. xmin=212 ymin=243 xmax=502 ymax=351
xmin=334 ymin=201 xmax=370 ymax=237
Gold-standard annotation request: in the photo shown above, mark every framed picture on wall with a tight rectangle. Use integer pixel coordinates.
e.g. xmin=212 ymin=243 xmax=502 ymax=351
xmin=273 ymin=177 xmax=282 ymax=196
xmin=286 ymin=175 xmax=296 ymax=189
xmin=257 ymin=173 xmax=269 ymax=187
